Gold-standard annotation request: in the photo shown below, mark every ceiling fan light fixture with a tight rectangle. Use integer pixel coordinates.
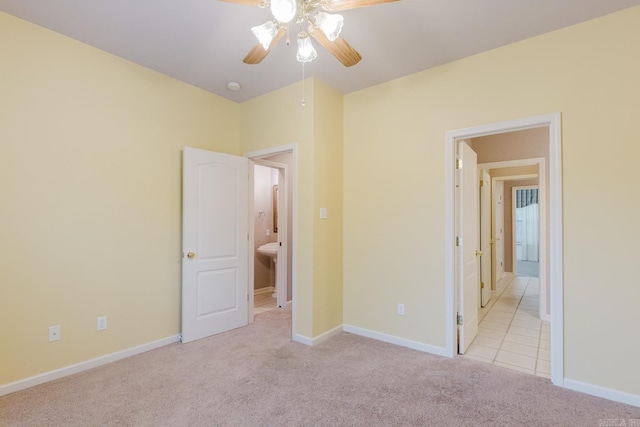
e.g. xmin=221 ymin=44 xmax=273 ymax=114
xmin=315 ymin=12 xmax=344 ymax=41
xmin=234 ymin=0 xmax=378 ymax=66
xmin=270 ymin=0 xmax=297 ymax=23
xmin=251 ymin=20 xmax=278 ymax=50
xmin=296 ymin=32 xmax=317 ymax=63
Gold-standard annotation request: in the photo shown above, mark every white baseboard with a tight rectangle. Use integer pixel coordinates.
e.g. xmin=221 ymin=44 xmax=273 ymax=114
xmin=312 ymin=324 xmax=344 ymax=346
xmin=254 ymin=286 xmax=275 ymax=296
xmin=293 ymin=324 xmax=343 ymax=347
xmin=0 ymin=335 xmax=180 ymax=397
xmin=343 ymin=324 xmax=449 ymax=357
xmin=293 ymin=334 xmax=313 ymax=346
xmin=563 ymin=378 xmax=640 ymax=408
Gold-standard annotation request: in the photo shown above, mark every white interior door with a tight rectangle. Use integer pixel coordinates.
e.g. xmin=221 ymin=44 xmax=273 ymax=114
xmin=480 ymin=170 xmax=493 ymax=307
xmin=493 ymin=180 xmax=505 ymax=280
xmin=276 ymin=166 xmax=288 ymax=308
xmin=182 ymin=147 xmax=249 ymax=343
xmin=458 ymin=141 xmax=479 ymax=354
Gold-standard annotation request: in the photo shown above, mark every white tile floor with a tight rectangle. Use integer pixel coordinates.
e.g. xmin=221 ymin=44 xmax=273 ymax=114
xmin=463 ymin=274 xmax=551 ymax=378
xmin=254 ymin=291 xmax=277 ymax=315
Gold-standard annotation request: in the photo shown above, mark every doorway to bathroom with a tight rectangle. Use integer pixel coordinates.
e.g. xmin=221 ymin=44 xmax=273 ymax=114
xmin=246 ymin=145 xmax=295 ymax=329
xmin=181 ymin=144 xmax=297 ymax=344
xmin=253 ymin=160 xmax=288 ymax=314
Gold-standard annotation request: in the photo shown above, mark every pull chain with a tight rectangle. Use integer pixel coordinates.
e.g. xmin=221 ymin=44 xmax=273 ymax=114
xmin=301 ymin=62 xmax=306 ymax=107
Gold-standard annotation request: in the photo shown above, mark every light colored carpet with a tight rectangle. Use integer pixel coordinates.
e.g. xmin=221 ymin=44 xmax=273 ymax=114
xmin=2 ymin=307 xmax=639 ymax=426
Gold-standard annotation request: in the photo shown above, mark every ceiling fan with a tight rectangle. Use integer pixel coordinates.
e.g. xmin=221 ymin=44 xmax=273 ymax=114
xmin=219 ymin=0 xmax=400 ymax=67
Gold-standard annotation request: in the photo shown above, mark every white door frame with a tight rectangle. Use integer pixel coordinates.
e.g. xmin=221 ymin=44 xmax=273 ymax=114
xmin=245 ymin=144 xmax=297 ymax=340
xmin=445 ymin=113 xmax=564 ymax=386
xmin=457 ymin=140 xmax=480 ymax=354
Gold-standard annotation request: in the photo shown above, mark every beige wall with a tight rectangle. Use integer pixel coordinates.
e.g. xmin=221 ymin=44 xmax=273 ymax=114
xmin=239 ymin=79 xmax=344 ymax=338
xmin=311 ymin=80 xmax=344 ymax=336
xmin=472 ymin=127 xmax=549 ymax=163
xmin=344 ymin=6 xmax=640 ymax=396
xmin=0 ymin=12 xmax=240 ymax=385
xmin=239 ymin=80 xmax=315 ymax=338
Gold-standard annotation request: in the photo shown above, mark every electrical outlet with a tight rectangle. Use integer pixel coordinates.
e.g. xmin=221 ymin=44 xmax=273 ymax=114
xmin=49 ymin=325 xmax=61 ymax=342
xmin=397 ymin=303 xmax=405 ymax=316
xmin=97 ymin=316 xmax=107 ymax=331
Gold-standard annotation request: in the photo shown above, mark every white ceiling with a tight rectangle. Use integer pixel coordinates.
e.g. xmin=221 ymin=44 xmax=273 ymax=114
xmin=2 ymin=0 xmax=639 ymax=103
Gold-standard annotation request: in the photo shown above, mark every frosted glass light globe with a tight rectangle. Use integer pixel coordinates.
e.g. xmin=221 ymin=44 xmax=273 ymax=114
xmin=251 ymin=21 xmax=277 ymax=50
xmin=316 ymin=12 xmax=344 ymax=41
xmin=296 ymin=32 xmax=317 ymax=63
xmin=270 ymin=0 xmax=297 ymax=24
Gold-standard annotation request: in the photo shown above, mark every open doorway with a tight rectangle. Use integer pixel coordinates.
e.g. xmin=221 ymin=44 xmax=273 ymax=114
xmin=445 ymin=113 xmax=564 ymax=386
xmin=252 ymin=161 xmax=287 ymax=314
xmin=245 ymin=145 xmax=297 ymax=338
xmin=181 ymin=144 xmax=297 ymax=343
xmin=481 ymin=162 xmax=547 ymax=321
xmin=466 ymin=162 xmax=547 ymax=376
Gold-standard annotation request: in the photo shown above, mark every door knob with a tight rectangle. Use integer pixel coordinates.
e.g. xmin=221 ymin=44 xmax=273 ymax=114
xmin=475 ymin=250 xmax=482 ymax=257
xmin=187 ymin=252 xmax=196 ymax=259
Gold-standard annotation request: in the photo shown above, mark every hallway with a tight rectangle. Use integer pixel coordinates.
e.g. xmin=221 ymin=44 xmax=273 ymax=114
xmin=463 ymin=275 xmax=551 ymax=378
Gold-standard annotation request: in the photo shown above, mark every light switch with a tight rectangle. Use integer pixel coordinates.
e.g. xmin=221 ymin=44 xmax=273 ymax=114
xmin=320 ymin=208 xmax=327 ymax=219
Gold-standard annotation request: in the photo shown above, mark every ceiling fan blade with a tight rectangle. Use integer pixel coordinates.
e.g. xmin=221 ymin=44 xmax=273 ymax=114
xmin=243 ymin=28 xmax=286 ymax=64
xmin=218 ymin=0 xmax=265 ymax=6
xmin=325 ymin=0 xmax=400 ymax=11
xmin=311 ymin=29 xmax=362 ymax=67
